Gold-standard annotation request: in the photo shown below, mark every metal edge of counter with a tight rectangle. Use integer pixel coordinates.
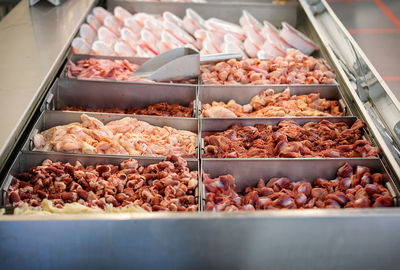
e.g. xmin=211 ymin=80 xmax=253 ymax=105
xmin=299 ymin=0 xmax=400 ymax=185
xmin=0 ymin=0 xmax=98 ymax=173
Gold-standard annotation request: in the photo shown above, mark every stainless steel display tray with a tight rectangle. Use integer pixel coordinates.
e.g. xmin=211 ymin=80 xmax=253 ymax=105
xmin=0 ymin=151 xmax=200 ymax=208
xmin=22 ymin=110 xmax=199 ymax=159
xmin=200 ymin=116 xmax=375 ymax=157
xmin=201 ymin=158 xmax=399 ymax=205
xmin=61 ymin=53 xmax=198 ymax=86
xmin=198 ymin=84 xmax=351 ymax=117
xmin=44 ymin=78 xmax=198 ymax=117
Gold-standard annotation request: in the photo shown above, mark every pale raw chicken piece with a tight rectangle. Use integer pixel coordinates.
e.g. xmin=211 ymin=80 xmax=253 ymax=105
xmin=144 ymin=19 xmax=163 ymax=39
xmin=114 ymin=41 xmax=135 ymax=57
xmin=262 ymin=21 xmax=292 ymax=51
xmin=204 ymin=31 xmax=224 ymax=53
xmin=246 ymin=27 xmax=264 ymax=50
xmin=239 ymin=10 xmax=263 ymax=32
xmin=114 ymin=6 xmax=132 ymax=25
xmin=105 ymin=117 xmax=139 ymax=134
xmin=163 ymin=20 xmax=199 ymax=49
xmin=131 ymin=12 xmax=155 ymax=28
xmin=71 ymin=37 xmax=91 ymax=54
xmin=92 ymin=40 xmax=115 ymax=56
xmin=244 ymin=37 xmax=259 ymax=58
xmin=204 ymin=18 xmax=246 ymax=40
xmin=81 ymin=114 xmax=113 ymax=138
xmin=194 ymin=29 xmax=207 ymax=43
xmin=160 ymin=30 xmax=184 ymax=52
xmin=223 ymin=40 xmax=248 ymax=58
xmin=98 ymin=26 xmax=119 ymax=47
xmin=104 ymin=15 xmax=122 ymax=37
xmin=124 ymin=16 xmax=144 ymax=34
xmin=257 ymin=50 xmax=274 ymax=60
xmin=86 ymin=14 xmax=101 ymax=32
xmin=202 ymin=106 xmax=237 ymax=118
xmin=140 ymin=28 xmax=160 ymax=55
xmin=280 ymin=22 xmax=318 ymax=55
xmin=224 ymin=33 xmax=244 ymax=49
xmin=259 ymin=40 xmax=286 ymax=59
xmin=92 ymin=7 xmax=113 ymax=23
xmin=80 ymin=23 xmax=97 ymax=44
xmin=137 ymin=43 xmax=158 ymax=57
xmin=183 ymin=8 xmax=205 ymax=35
xmin=200 ymin=40 xmax=220 ymax=55
xmin=163 ymin=11 xmax=184 ymax=28
xmin=121 ymin=27 xmax=139 ymax=53
xmin=33 ymin=114 xmax=197 ymax=157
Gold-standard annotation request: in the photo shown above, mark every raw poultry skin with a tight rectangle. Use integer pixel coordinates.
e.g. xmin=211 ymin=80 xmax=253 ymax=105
xmin=33 ymin=114 xmax=196 ymax=158
xmin=68 ymin=58 xmax=141 ymax=81
xmin=7 ymin=156 xmax=198 ymax=212
xmin=201 ymin=87 xmax=342 ymax=118
xmin=68 ymin=58 xmax=197 ymax=84
xmin=61 ymin=101 xmax=193 ymax=118
xmin=203 ymin=119 xmax=379 ymax=158
xmin=204 ymin=163 xmax=393 ymax=211
xmin=201 ymin=50 xmax=336 ymax=85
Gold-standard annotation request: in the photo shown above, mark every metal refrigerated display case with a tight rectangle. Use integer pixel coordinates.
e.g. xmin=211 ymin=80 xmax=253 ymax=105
xmin=1 ymin=0 xmax=400 ymax=269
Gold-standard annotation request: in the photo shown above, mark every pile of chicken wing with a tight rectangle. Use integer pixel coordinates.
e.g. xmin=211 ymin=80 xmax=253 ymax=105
xmin=33 ymin=114 xmax=196 ymax=157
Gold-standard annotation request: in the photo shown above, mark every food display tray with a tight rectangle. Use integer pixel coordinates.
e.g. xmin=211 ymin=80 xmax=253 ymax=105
xmin=21 ymin=110 xmax=200 ymax=159
xmin=198 ymin=84 xmax=351 ymax=117
xmin=43 ymin=78 xmax=198 ymax=117
xmin=200 ymin=158 xmax=399 ymax=209
xmin=0 ymin=151 xmax=200 ymax=208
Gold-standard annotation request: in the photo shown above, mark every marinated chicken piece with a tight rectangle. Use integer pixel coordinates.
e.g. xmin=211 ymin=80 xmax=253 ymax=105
xmin=33 ymin=114 xmax=196 ymax=157
xmin=68 ymin=58 xmax=140 ymax=81
xmin=6 ymin=156 xmax=198 ymax=212
xmin=201 ymin=87 xmax=342 ymax=117
xmin=61 ymin=101 xmax=193 ymax=118
xmin=203 ymin=119 xmax=378 ymax=158
xmin=201 ymin=50 xmax=335 ymax=85
xmin=204 ymin=163 xmax=393 ymax=211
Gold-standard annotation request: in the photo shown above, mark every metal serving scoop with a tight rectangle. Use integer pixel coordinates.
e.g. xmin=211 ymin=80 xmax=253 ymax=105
xmin=132 ymin=47 xmax=242 ymax=82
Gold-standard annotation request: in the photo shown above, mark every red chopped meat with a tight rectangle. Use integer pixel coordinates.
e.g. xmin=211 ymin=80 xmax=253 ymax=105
xmin=204 ymin=163 xmax=393 ymax=211
xmin=6 ymin=156 xmax=198 ymax=212
xmin=203 ymin=119 xmax=378 ymax=158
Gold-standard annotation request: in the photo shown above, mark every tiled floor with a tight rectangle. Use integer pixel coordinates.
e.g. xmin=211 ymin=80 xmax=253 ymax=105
xmin=328 ymin=0 xmax=400 ymax=102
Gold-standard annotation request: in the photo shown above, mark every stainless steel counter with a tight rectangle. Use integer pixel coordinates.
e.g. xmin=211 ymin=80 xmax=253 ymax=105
xmin=0 ymin=0 xmax=96 ymax=169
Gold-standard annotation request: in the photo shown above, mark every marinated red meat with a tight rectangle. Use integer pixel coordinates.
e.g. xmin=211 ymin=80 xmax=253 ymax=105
xmin=203 ymin=119 xmax=378 ymax=158
xmin=204 ymin=163 xmax=393 ymax=211
xmin=6 ymin=156 xmax=198 ymax=212
xmin=61 ymin=101 xmax=193 ymax=118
